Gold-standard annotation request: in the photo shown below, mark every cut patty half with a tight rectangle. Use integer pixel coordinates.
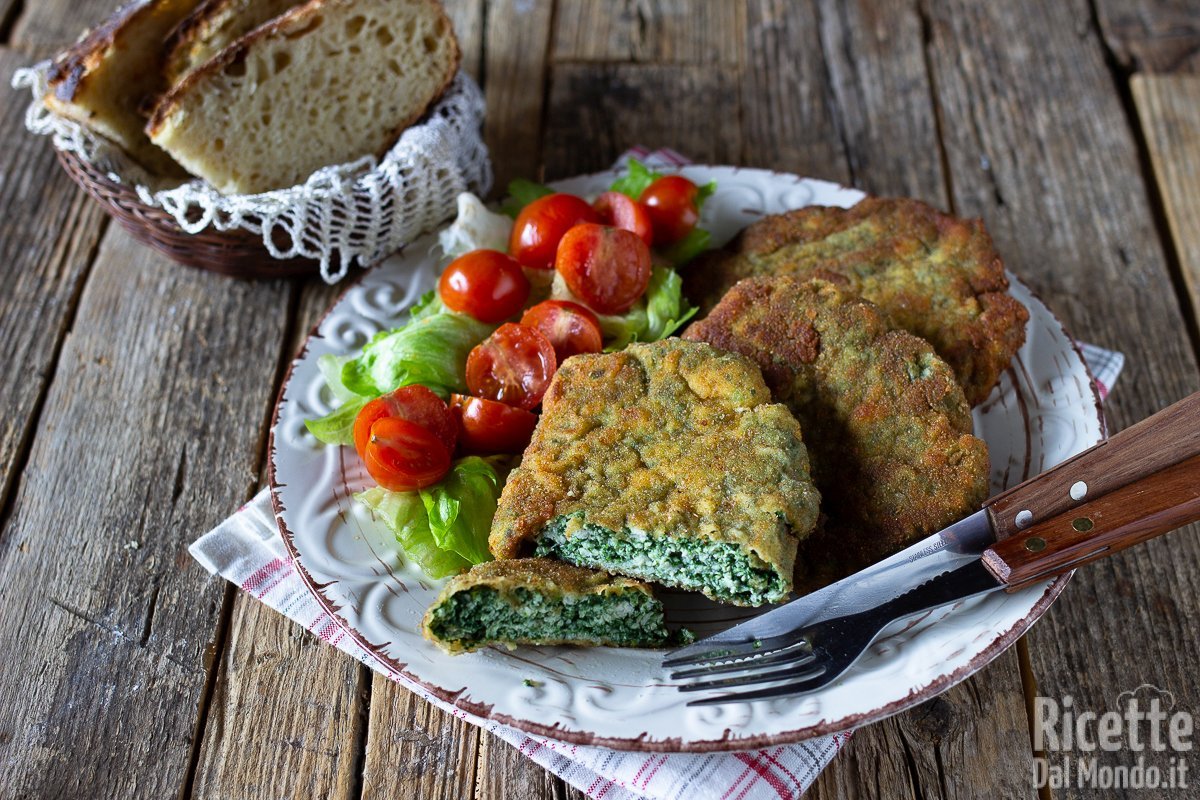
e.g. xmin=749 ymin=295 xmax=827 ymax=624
xmin=422 ymin=559 xmax=671 ymax=654
xmin=489 ymin=339 xmax=821 ymax=606
xmin=684 ymin=276 xmax=991 ymax=589
xmin=683 ymin=197 xmax=1028 ymax=406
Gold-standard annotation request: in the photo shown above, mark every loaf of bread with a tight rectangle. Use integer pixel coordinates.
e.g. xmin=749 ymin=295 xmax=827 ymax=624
xmin=147 ymin=0 xmax=460 ymax=194
xmin=45 ymin=0 xmax=203 ymax=174
xmin=164 ymin=0 xmax=305 ymax=85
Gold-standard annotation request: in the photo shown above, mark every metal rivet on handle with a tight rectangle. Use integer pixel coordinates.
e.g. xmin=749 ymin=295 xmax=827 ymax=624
xmin=1073 ymin=517 xmax=1094 ymax=532
xmin=1070 ymin=481 xmax=1087 ymax=501
xmin=1025 ymin=537 xmax=1047 ymax=552
xmin=1015 ymin=510 xmax=1033 ymax=529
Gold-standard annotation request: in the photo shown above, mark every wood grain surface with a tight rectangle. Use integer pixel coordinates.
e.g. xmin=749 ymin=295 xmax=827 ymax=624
xmin=0 ymin=1 xmax=1197 ymax=799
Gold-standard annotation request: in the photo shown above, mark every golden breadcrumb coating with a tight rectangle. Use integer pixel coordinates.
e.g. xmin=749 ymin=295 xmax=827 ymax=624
xmin=685 ymin=276 xmax=990 ymax=589
xmin=684 ymin=197 xmax=1028 ymax=405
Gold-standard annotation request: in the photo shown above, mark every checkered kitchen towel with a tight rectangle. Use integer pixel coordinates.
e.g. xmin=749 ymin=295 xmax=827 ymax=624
xmin=190 ymin=150 xmax=1126 ymax=800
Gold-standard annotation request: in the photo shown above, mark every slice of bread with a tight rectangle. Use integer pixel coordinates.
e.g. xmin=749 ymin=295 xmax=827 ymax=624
xmin=46 ymin=0 xmax=203 ymax=175
xmin=163 ymin=0 xmax=306 ymax=85
xmin=147 ymin=0 xmax=460 ymax=195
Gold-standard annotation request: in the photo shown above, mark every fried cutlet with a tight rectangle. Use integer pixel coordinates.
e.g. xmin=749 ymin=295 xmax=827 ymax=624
xmin=683 ymin=197 xmax=1028 ymax=406
xmin=488 ymin=339 xmax=821 ymax=606
xmin=422 ymin=559 xmax=671 ymax=654
xmin=684 ymin=276 xmax=990 ymax=588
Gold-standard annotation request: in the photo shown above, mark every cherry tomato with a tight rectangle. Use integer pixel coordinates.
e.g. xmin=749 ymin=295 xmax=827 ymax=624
xmin=438 ymin=249 xmax=530 ymax=323
xmin=510 ymin=193 xmax=600 ymax=271
xmin=465 ymin=323 xmax=557 ymax=410
xmin=352 ymin=385 xmax=458 ymax=461
xmin=554 ymin=224 xmax=652 ymax=315
xmin=363 ymin=417 xmax=452 ymax=491
xmin=450 ymin=394 xmax=539 ymax=454
xmin=592 ymin=191 xmax=654 ymax=246
xmin=639 ymin=175 xmax=700 ymax=245
xmin=520 ymin=300 xmax=603 ymax=363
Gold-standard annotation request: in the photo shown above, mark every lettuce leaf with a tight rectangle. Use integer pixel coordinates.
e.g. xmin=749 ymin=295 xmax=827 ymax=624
xmin=355 ymin=486 xmax=472 ymax=579
xmin=304 ymin=307 xmax=494 ymax=445
xmin=355 ymin=456 xmax=505 ymax=579
xmin=610 ymin=158 xmax=661 ymax=199
xmin=304 ymin=396 xmax=368 ymax=446
xmin=501 ymin=178 xmax=554 ymax=218
xmin=419 ymin=456 xmax=502 ymax=564
xmin=597 ymin=265 xmax=697 ymax=349
xmin=340 ymin=311 xmax=495 ymax=399
xmin=661 ymin=226 xmax=712 ymax=266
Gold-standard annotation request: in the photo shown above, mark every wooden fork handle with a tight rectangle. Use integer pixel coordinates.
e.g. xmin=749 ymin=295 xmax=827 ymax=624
xmin=985 ymin=391 xmax=1200 ymax=541
xmin=982 ymin=451 xmax=1200 ymax=590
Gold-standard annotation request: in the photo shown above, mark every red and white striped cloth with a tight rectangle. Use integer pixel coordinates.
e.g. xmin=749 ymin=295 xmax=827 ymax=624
xmin=189 ymin=149 xmax=1126 ymax=799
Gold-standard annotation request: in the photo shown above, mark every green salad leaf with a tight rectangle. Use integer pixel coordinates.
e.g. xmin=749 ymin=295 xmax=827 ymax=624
xmin=609 ymin=158 xmax=661 ymax=199
xmin=609 ymin=159 xmax=716 ymax=266
xmin=661 ymin=227 xmax=712 ymax=267
xmin=419 ymin=456 xmax=502 ymax=564
xmin=598 ymin=264 xmax=698 ymax=349
xmin=355 ymin=457 xmax=505 ymax=578
xmin=304 ymin=307 xmax=494 ymax=445
xmin=355 ymin=486 xmax=472 ymax=579
xmin=340 ymin=311 xmax=495 ymax=399
xmin=502 ymin=178 xmax=554 ymax=218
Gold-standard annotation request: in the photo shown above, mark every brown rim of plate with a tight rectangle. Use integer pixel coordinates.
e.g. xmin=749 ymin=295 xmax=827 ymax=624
xmin=265 ymin=166 xmax=1107 ymax=752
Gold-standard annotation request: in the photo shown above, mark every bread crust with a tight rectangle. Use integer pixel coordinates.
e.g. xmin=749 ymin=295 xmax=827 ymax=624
xmin=147 ymin=0 xmax=461 ymax=139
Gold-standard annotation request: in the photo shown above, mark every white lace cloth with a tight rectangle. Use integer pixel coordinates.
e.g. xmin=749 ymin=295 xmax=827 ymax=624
xmin=12 ymin=63 xmax=491 ymax=283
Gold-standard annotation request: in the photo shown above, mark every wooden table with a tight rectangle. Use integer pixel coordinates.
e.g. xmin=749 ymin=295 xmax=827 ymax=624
xmin=1 ymin=1 xmax=1198 ymax=798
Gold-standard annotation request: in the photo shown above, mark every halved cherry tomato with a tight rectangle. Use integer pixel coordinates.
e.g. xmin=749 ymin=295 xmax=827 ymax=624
xmin=450 ymin=394 xmax=539 ymax=454
xmin=520 ymin=300 xmax=603 ymax=363
xmin=510 ymin=193 xmax=600 ymax=271
xmin=465 ymin=323 xmax=557 ymax=410
xmin=363 ymin=417 xmax=452 ymax=491
xmin=640 ymin=175 xmax=700 ymax=245
xmin=438 ymin=249 xmax=530 ymax=323
xmin=353 ymin=385 xmax=458 ymax=461
xmin=592 ymin=191 xmax=654 ymax=246
xmin=554 ymin=223 xmax=651 ymax=315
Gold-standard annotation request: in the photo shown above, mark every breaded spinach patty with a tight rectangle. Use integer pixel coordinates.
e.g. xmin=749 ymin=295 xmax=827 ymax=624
xmin=422 ymin=559 xmax=669 ymax=653
xmin=684 ymin=276 xmax=991 ymax=589
xmin=489 ymin=339 xmax=821 ymax=606
xmin=683 ymin=197 xmax=1028 ymax=406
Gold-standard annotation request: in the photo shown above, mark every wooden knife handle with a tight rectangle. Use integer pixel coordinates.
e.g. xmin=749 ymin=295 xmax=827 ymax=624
xmin=982 ymin=452 xmax=1200 ymax=590
xmin=985 ymin=391 xmax=1200 ymax=540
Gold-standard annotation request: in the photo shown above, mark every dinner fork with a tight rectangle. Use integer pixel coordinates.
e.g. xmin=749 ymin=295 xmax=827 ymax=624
xmin=667 ymin=391 xmax=1200 ymax=704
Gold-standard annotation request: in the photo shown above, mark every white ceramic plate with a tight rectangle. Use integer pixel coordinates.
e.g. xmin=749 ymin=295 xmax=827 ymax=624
xmin=269 ymin=166 xmax=1105 ymax=751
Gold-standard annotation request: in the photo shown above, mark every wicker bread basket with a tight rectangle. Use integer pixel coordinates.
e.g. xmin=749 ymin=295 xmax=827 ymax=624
xmin=57 ymin=148 xmax=317 ymax=278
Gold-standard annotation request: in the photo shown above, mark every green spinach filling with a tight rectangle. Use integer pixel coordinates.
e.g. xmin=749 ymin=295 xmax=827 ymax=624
xmin=426 ymin=586 xmax=670 ymax=649
xmin=534 ymin=516 xmax=788 ymax=605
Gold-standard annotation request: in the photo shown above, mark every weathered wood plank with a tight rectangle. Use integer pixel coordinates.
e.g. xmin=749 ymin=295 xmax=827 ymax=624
xmin=185 ymin=275 xmax=357 ymax=798
xmin=552 ymin=0 xmax=743 ymax=64
xmin=0 ymin=47 xmax=108 ymax=511
xmin=9 ymin=0 xmax=125 ymax=53
xmin=482 ymin=0 xmax=555 ymax=193
xmin=1094 ymin=0 xmax=1200 ymax=74
xmin=0 ymin=224 xmax=291 ymax=798
xmin=190 ymin=595 xmax=369 ymax=800
xmin=445 ymin=0 xmax=485 ymax=81
xmin=925 ymin=3 xmax=1200 ymax=798
xmin=1132 ymin=74 xmax=1200 ymax=323
xmin=739 ymin=0 xmax=849 ymax=182
xmin=542 ymin=63 xmax=742 ymax=177
xmin=361 ymin=676 xmax=482 ymax=799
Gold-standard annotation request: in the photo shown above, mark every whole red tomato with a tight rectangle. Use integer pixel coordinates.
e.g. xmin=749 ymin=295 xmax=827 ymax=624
xmin=640 ymin=175 xmax=701 ymax=245
xmin=510 ymin=194 xmax=600 ymax=271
